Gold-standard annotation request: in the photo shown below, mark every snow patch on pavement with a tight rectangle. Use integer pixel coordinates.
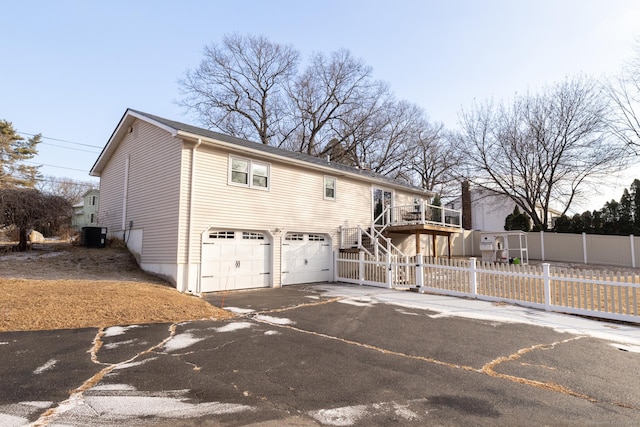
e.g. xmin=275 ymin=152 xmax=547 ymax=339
xmin=103 ymin=338 xmax=141 ymax=349
xmin=215 ymin=322 xmax=253 ymax=332
xmin=610 ymin=343 xmax=640 ymax=353
xmin=163 ymin=333 xmax=204 ymax=352
xmin=115 ymin=357 xmax=158 ymax=370
xmin=33 ymin=359 xmax=57 ymax=374
xmin=0 ymin=413 xmax=28 ymax=427
xmin=224 ymin=307 xmax=255 ymax=314
xmin=254 ymin=315 xmax=295 ymax=325
xmin=264 ymin=330 xmax=280 ymax=335
xmin=42 ymin=388 xmax=254 ymax=425
xmin=82 ymin=395 xmax=253 ymax=418
xmin=310 ymin=400 xmax=425 ymax=426
xmin=20 ymin=401 xmax=53 ymax=409
xmin=315 ymin=284 xmax=640 ymax=346
xmin=395 ymin=309 xmax=420 ymax=316
xmin=103 ymin=325 xmax=141 ymax=337
xmin=338 ymin=298 xmax=375 ymax=307
xmin=310 ymin=405 xmax=368 ymax=426
xmin=0 ymin=402 xmax=53 ymax=427
xmin=90 ymin=384 xmax=137 ymax=391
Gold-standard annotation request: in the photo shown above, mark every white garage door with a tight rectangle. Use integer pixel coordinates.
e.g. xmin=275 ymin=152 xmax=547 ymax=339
xmin=200 ymin=230 xmax=271 ymax=292
xmin=282 ymin=233 xmax=332 ymax=285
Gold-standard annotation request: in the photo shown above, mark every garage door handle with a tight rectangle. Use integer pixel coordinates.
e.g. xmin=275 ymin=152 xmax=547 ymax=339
xmin=236 ymin=261 xmax=240 ymax=268
xmin=202 ymin=275 xmax=214 ymax=278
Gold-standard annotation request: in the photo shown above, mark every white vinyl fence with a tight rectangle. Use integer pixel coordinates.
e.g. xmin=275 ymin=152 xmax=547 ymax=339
xmin=335 ymin=251 xmax=640 ymax=324
xmin=450 ymin=230 xmax=640 ymax=268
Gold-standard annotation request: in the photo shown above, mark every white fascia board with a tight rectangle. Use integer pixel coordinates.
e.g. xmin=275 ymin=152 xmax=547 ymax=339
xmin=176 ymin=130 xmax=429 ymax=195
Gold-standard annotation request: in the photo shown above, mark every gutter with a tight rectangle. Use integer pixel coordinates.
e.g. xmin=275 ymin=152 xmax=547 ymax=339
xmin=186 ymin=138 xmax=202 ymax=293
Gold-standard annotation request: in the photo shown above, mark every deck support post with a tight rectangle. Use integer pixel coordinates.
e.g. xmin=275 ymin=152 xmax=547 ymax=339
xmin=432 ymin=232 xmax=437 ymax=258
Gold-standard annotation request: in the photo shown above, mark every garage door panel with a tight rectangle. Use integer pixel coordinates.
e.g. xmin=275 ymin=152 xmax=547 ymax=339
xmin=282 ymin=233 xmax=332 ymax=285
xmin=201 ymin=230 xmax=271 ymax=292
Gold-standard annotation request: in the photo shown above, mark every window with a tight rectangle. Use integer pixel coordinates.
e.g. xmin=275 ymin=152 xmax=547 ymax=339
xmin=242 ymin=232 xmax=265 ymax=240
xmin=229 ymin=156 xmax=270 ymax=189
xmin=308 ymin=234 xmax=325 ymax=241
xmin=285 ymin=234 xmax=304 ymax=241
xmin=90 ymin=195 xmax=96 ymax=206
xmin=324 ymin=176 xmax=336 ymax=200
xmin=89 ymin=213 xmax=95 ymax=224
xmin=252 ymin=163 xmax=268 ymax=188
xmin=231 ymin=158 xmax=248 ymax=184
xmin=210 ymin=231 xmax=235 ymax=239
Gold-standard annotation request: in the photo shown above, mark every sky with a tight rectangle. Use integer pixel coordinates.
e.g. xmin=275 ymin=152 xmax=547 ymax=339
xmin=1 ymin=0 xmax=639 ymax=211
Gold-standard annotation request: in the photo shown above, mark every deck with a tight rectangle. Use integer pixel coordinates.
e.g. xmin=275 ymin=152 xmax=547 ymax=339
xmin=382 ymin=204 xmax=462 ymax=256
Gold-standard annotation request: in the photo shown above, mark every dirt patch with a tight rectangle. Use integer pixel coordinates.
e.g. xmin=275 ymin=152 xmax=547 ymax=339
xmin=0 ymin=241 xmax=233 ymax=332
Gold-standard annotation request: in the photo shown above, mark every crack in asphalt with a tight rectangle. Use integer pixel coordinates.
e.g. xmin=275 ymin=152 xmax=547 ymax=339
xmin=255 ymin=296 xmax=346 ymax=314
xmin=30 ymin=323 xmax=179 ymax=426
xmin=248 ymin=307 xmax=640 ymax=412
xmin=481 ymin=337 xmax=597 ymax=401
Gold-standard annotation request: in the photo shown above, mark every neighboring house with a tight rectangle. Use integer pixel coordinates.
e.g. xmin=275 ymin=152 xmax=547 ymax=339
xmin=90 ymin=109 xmax=460 ymax=293
xmin=72 ymin=189 xmax=99 ymax=231
xmin=450 ymin=187 xmax=561 ymax=231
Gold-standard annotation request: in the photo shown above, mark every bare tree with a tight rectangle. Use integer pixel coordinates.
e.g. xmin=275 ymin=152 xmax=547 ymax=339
xmin=179 ymin=33 xmax=300 ymax=145
xmin=605 ymin=40 xmax=640 ymax=149
xmin=0 ymin=188 xmax=72 ymax=251
xmin=36 ymin=176 xmax=96 ymax=204
xmin=459 ymin=76 xmax=628 ymax=230
xmin=282 ymin=49 xmax=387 ymax=156
xmin=409 ymin=121 xmax=464 ymax=198
xmin=178 ymin=34 xmax=461 ymax=190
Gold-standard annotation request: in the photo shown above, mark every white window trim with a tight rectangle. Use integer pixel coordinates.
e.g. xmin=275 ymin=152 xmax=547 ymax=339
xmin=324 ymin=175 xmax=337 ymax=200
xmin=228 ymin=155 xmax=271 ymax=191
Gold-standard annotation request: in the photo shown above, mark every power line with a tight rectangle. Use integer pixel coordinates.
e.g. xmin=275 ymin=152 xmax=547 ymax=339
xmin=39 ymin=141 xmax=101 ymax=153
xmin=23 ymin=160 xmax=91 ymax=173
xmin=17 ymin=131 xmax=103 ymax=149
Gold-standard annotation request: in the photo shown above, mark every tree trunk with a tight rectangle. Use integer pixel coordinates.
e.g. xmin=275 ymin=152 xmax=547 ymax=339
xmin=18 ymin=227 xmax=29 ymax=252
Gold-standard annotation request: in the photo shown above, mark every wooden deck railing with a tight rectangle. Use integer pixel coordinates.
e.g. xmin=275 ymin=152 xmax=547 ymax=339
xmin=383 ymin=203 xmax=462 ymax=229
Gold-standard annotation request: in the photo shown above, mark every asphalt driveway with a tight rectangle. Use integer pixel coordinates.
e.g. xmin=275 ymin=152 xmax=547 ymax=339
xmin=1 ymin=283 xmax=639 ymax=426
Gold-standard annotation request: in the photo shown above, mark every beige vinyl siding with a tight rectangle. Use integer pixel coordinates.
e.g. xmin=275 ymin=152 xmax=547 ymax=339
xmin=98 ymin=119 xmax=183 ymax=264
xmin=181 ymin=143 xmax=379 ymax=263
xmin=97 ymin=151 xmax=126 ymax=234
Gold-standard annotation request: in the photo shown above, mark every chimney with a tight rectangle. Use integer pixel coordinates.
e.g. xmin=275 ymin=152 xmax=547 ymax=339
xmin=462 ymin=180 xmax=472 ymax=230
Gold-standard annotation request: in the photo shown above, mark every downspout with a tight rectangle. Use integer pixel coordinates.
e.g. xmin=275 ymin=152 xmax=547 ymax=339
xmin=186 ymin=139 xmax=202 ymax=293
xmin=121 ymin=155 xmax=130 ymax=239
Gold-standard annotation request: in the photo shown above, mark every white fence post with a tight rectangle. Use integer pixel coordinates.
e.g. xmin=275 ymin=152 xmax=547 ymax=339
xmin=470 ymin=257 xmax=477 ymax=297
xmin=386 ymin=252 xmax=393 ymax=288
xmin=540 ymin=230 xmax=545 ymax=261
xmin=333 ymin=250 xmax=338 ymax=282
xmin=358 ymin=251 xmax=365 ymax=286
xmin=631 ymin=235 xmax=636 ymax=268
xmin=582 ymin=232 xmax=588 ymax=264
xmin=416 ymin=253 xmax=424 ymax=291
xmin=543 ymin=263 xmax=551 ymax=311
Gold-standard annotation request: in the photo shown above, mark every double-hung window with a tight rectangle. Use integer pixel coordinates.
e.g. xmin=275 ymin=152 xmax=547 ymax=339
xmin=229 ymin=156 xmax=270 ymax=190
xmin=324 ymin=176 xmax=336 ymax=200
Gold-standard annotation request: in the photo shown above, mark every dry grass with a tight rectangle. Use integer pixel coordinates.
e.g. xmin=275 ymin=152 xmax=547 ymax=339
xmin=0 ymin=241 xmax=233 ymax=332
